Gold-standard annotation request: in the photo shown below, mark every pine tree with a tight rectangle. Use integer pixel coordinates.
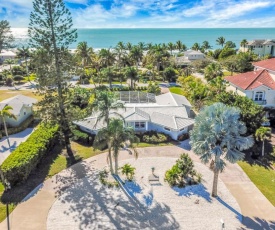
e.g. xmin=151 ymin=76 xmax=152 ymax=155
xmin=28 ymin=0 xmax=77 ymax=163
xmin=0 ymin=20 xmax=14 ymax=54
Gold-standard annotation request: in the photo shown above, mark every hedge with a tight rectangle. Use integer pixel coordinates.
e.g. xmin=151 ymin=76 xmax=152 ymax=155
xmin=140 ymin=131 xmax=171 ymax=144
xmin=0 ymin=124 xmax=59 ymax=186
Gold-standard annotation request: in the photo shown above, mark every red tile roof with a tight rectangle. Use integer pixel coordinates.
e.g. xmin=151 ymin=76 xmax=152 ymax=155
xmin=225 ymin=69 xmax=275 ymax=90
xmin=253 ymin=58 xmax=275 ymax=72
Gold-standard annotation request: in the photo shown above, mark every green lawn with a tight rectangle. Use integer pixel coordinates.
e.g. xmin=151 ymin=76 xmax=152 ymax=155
xmin=169 ymin=87 xmax=183 ymax=95
xmin=238 ymin=161 xmax=275 ymax=206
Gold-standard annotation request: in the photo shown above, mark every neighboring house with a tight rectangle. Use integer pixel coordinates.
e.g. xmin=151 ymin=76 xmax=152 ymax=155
xmin=176 ymin=50 xmax=205 ymax=66
xmin=239 ymin=39 xmax=275 ymax=57
xmin=253 ymin=58 xmax=275 ymax=77
xmin=74 ymin=91 xmax=194 ymax=140
xmin=0 ymin=95 xmax=37 ymax=127
xmin=225 ymin=69 xmax=275 ymax=107
xmin=0 ymin=50 xmax=17 ymax=63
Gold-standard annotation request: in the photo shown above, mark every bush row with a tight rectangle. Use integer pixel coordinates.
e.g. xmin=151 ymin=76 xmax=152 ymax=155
xmin=140 ymin=131 xmax=171 ymax=144
xmin=0 ymin=116 xmax=34 ymax=139
xmin=1 ymin=124 xmax=59 ymax=186
xmin=71 ymin=129 xmax=94 ymax=144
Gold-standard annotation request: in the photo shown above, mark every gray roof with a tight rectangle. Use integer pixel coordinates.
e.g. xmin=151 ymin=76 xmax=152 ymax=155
xmin=247 ymin=39 xmax=275 ymax=46
xmin=0 ymin=95 xmax=37 ymax=115
xmin=75 ymin=92 xmax=194 ymax=131
xmin=155 ymin=93 xmax=191 ymax=107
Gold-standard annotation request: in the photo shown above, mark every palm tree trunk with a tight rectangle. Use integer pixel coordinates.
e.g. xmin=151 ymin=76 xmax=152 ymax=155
xmin=212 ymin=168 xmax=219 ymax=197
xmin=262 ymin=140 xmax=265 ymax=157
xmin=107 ymin=144 xmax=114 ymax=174
xmin=114 ymin=152 xmax=119 ymax=175
xmin=3 ymin=117 xmax=11 ymax=149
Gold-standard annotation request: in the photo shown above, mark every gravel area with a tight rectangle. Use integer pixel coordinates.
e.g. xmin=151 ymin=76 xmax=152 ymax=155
xmin=47 ymin=157 xmax=242 ymax=230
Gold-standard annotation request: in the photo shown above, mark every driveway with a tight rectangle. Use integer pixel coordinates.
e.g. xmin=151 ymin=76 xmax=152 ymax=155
xmin=0 ymin=128 xmax=34 ymax=164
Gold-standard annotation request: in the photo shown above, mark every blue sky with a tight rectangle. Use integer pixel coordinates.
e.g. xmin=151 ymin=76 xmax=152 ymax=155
xmin=1 ymin=0 xmax=275 ymax=28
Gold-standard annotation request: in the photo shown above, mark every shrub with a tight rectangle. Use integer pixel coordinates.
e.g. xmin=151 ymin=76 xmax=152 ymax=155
xmin=99 ymin=169 xmax=119 ymax=188
xmin=83 ymin=78 xmax=90 ymax=84
xmin=1 ymin=115 xmax=34 ymax=136
xmin=71 ymin=129 xmax=90 ymax=143
xmin=177 ymin=133 xmax=189 ymax=141
xmin=141 ymin=131 xmax=171 ymax=144
xmin=5 ymin=77 xmax=13 ymax=86
xmin=120 ymin=164 xmax=135 ymax=181
xmin=164 ymin=153 xmax=200 ymax=187
xmin=1 ymin=124 xmax=59 ymax=186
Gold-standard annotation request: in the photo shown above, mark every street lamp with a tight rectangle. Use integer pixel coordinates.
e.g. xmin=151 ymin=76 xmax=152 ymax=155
xmin=4 ymin=180 xmax=11 ymax=230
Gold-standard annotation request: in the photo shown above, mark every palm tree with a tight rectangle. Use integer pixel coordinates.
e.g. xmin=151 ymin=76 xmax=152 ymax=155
xmin=167 ymin=42 xmax=175 ymax=55
xmin=92 ymin=90 xmax=124 ymax=127
xmin=98 ymin=48 xmax=116 ymax=68
xmin=147 ymin=44 xmax=170 ymax=74
xmin=4 ymin=59 xmax=14 ymax=72
xmin=16 ymin=46 xmax=31 ymax=78
xmin=100 ymin=67 xmax=115 ymax=88
xmin=176 ymin=40 xmax=184 ymax=52
xmin=204 ymin=62 xmax=223 ymax=81
xmin=125 ymin=66 xmax=138 ymax=90
xmin=190 ymin=103 xmax=254 ymax=197
xmin=76 ymin=41 xmax=94 ymax=68
xmin=138 ymin=42 xmax=146 ymax=51
xmin=126 ymin=42 xmax=132 ymax=51
xmin=0 ymin=105 xmax=16 ymax=149
xmin=192 ymin=42 xmax=200 ymax=51
xmin=202 ymin=41 xmax=212 ymax=51
xmin=240 ymin=39 xmax=248 ymax=48
xmin=94 ymin=119 xmax=139 ymax=174
xmin=216 ymin=36 xmax=226 ymax=48
xmin=255 ymin=127 xmax=271 ymax=156
xmin=130 ymin=45 xmax=143 ymax=69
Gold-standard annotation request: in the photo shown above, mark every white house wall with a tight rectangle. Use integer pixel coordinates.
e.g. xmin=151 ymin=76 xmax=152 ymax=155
xmin=245 ymin=85 xmax=275 ymax=106
xmin=3 ymin=106 xmax=33 ymax=127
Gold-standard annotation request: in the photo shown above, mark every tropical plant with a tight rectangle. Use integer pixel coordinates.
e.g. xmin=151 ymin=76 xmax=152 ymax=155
xmin=167 ymin=42 xmax=175 ymax=55
xmin=17 ymin=46 xmax=31 ymax=78
xmin=120 ymin=163 xmax=136 ymax=181
xmin=192 ymin=42 xmax=200 ymax=51
xmin=164 ymin=153 xmax=198 ymax=187
xmin=98 ymin=48 xmax=116 ymax=68
xmin=147 ymin=82 xmax=161 ymax=95
xmin=216 ymin=36 xmax=226 ymax=48
xmin=163 ymin=66 xmax=176 ymax=82
xmin=224 ymin=41 xmax=236 ymax=49
xmin=94 ymin=119 xmax=139 ymax=174
xmin=76 ymin=41 xmax=94 ymax=68
xmin=125 ymin=66 xmax=138 ymax=90
xmin=255 ymin=127 xmax=271 ymax=156
xmin=190 ymin=103 xmax=254 ymax=197
xmin=240 ymin=39 xmax=248 ymax=48
xmin=130 ymin=45 xmax=143 ymax=69
xmin=4 ymin=59 xmax=14 ymax=72
xmin=0 ymin=105 xmax=16 ymax=149
xmin=201 ymin=41 xmax=212 ymax=51
xmin=28 ymin=0 xmax=78 ymax=163
xmin=204 ymin=62 xmax=223 ymax=81
xmin=175 ymin=40 xmax=186 ymax=52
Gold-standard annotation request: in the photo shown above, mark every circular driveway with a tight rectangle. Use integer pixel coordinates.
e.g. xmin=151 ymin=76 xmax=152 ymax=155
xmin=47 ymin=157 xmax=241 ymax=230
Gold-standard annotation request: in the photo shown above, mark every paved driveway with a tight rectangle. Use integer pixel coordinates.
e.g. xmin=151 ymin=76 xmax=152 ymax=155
xmin=0 ymin=128 xmax=34 ymax=164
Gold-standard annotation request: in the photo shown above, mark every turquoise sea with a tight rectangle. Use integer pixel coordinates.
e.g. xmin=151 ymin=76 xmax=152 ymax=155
xmin=12 ymin=28 xmax=275 ymax=49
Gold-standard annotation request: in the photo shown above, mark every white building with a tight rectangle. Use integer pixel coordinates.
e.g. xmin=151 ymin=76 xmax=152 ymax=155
xmin=239 ymin=39 xmax=275 ymax=57
xmin=0 ymin=50 xmax=17 ymax=63
xmin=74 ymin=92 xmax=194 ymax=140
xmin=0 ymin=95 xmax=37 ymax=127
xmin=176 ymin=50 xmax=205 ymax=66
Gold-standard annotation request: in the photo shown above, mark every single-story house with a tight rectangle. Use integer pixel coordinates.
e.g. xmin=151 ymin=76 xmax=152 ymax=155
xmin=0 ymin=95 xmax=37 ymax=127
xmin=239 ymin=39 xmax=275 ymax=57
xmin=176 ymin=50 xmax=205 ymax=66
xmin=74 ymin=91 xmax=195 ymax=140
xmin=225 ymin=69 xmax=275 ymax=107
xmin=0 ymin=50 xmax=17 ymax=63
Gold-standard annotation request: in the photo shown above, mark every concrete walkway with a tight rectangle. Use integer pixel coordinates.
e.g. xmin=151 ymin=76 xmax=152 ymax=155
xmin=0 ymin=144 xmax=275 ymax=229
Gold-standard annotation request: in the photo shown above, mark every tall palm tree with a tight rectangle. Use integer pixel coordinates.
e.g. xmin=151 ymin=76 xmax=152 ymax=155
xmin=147 ymin=44 xmax=170 ymax=73
xmin=204 ymin=62 xmax=223 ymax=81
xmin=126 ymin=42 xmax=132 ymax=51
xmin=100 ymin=67 xmax=115 ymax=88
xmin=98 ymin=48 xmax=116 ymax=68
xmin=216 ymin=36 xmax=226 ymax=48
xmin=125 ymin=66 xmax=138 ymax=90
xmin=167 ymin=42 xmax=175 ymax=55
xmin=192 ymin=42 xmax=200 ymax=51
xmin=115 ymin=41 xmax=126 ymax=71
xmin=190 ymin=103 xmax=254 ymax=197
xmin=130 ymin=45 xmax=143 ymax=70
xmin=76 ymin=41 xmax=94 ymax=68
xmin=176 ymin=40 xmax=184 ymax=52
xmin=202 ymin=41 xmax=212 ymax=51
xmin=137 ymin=42 xmax=146 ymax=51
xmin=240 ymin=39 xmax=248 ymax=48
xmin=0 ymin=105 xmax=16 ymax=149
xmin=94 ymin=118 xmax=139 ymax=174
xmin=92 ymin=90 xmax=124 ymax=127
xmin=16 ymin=46 xmax=31 ymax=78
xmin=255 ymin=127 xmax=271 ymax=156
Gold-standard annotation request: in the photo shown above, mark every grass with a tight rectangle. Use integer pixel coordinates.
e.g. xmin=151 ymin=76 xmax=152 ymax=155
xmin=169 ymin=87 xmax=184 ymax=95
xmin=135 ymin=142 xmax=174 ymax=148
xmin=0 ymin=90 xmax=42 ymax=101
xmin=238 ymin=161 xmax=275 ymax=206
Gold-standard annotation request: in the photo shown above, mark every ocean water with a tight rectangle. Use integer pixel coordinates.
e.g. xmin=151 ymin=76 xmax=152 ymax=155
xmin=11 ymin=28 xmax=275 ymax=50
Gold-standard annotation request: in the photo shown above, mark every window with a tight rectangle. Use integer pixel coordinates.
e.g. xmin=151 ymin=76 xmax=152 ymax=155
xmin=164 ymin=127 xmax=171 ymax=131
xmin=255 ymin=92 xmax=264 ymax=101
xmin=135 ymin=122 xmax=145 ymax=129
